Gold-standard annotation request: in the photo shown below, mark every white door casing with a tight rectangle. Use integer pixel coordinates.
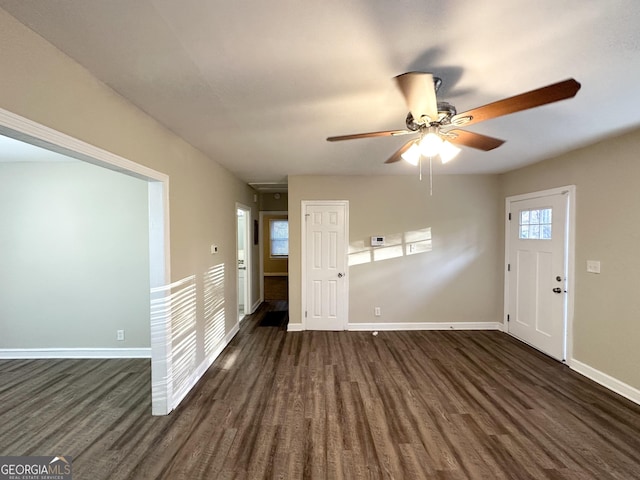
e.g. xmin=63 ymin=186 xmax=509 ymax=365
xmin=505 ymin=186 xmax=575 ymax=361
xmin=236 ymin=203 xmax=251 ymax=322
xmin=301 ymin=201 xmax=348 ymax=330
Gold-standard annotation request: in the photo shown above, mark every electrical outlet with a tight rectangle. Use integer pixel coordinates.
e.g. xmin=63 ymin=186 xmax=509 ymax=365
xmin=117 ymin=329 xmax=125 ymax=341
xmin=374 ymin=307 xmax=381 ymax=317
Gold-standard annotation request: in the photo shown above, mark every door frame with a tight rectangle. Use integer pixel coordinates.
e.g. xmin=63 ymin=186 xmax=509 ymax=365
xmin=0 ymin=107 xmax=173 ymax=415
xmin=503 ymin=185 xmax=576 ymax=362
xmin=300 ymin=200 xmax=349 ymax=331
xmin=235 ymin=203 xmax=252 ymax=322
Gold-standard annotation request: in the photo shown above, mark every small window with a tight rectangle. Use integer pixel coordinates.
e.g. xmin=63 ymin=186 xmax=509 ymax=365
xmin=519 ymin=208 xmax=552 ymax=240
xmin=270 ymin=219 xmax=289 ymax=257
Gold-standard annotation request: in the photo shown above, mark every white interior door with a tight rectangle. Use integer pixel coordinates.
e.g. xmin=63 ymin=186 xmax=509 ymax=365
xmin=507 ymin=189 xmax=570 ymax=360
xmin=303 ymin=201 xmax=348 ymax=330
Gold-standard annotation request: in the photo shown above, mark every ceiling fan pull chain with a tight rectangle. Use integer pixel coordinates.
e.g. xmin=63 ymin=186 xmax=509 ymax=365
xmin=429 ymin=156 xmax=433 ymax=196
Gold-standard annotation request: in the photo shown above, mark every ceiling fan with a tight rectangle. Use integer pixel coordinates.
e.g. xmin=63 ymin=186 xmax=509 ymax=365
xmin=327 ymin=73 xmax=581 ymax=166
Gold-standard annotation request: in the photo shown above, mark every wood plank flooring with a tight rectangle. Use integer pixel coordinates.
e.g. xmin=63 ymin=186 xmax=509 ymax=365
xmin=1 ymin=302 xmax=640 ymax=479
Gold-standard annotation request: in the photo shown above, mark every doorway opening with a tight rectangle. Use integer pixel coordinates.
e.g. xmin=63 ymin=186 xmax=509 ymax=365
xmin=259 ymin=211 xmax=289 ymax=303
xmin=236 ymin=204 xmax=251 ymax=322
xmin=0 ymin=107 xmax=172 ymax=415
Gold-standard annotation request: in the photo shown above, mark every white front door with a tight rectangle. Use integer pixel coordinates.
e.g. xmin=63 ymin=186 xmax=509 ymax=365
xmin=303 ymin=201 xmax=348 ymax=330
xmin=506 ymin=188 xmax=571 ymax=360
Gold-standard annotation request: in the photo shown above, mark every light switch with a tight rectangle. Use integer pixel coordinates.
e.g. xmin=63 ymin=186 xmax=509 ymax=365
xmin=210 ymin=244 xmax=219 ymax=254
xmin=586 ymin=260 xmax=601 ymax=274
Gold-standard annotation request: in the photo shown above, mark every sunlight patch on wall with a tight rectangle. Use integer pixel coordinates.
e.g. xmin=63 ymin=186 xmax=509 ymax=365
xmin=168 ymin=275 xmax=198 ymax=403
xmin=349 ymin=227 xmax=432 ymax=266
xmin=204 ymin=263 xmax=226 ymax=356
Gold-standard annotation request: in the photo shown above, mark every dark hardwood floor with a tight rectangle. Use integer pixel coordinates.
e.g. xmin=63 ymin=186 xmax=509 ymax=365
xmin=1 ymin=303 xmax=640 ymax=479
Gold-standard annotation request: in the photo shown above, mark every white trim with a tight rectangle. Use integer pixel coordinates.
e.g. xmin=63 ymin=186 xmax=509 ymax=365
xmin=347 ymin=322 xmax=504 ymax=331
xmin=171 ymin=323 xmax=240 ymax=410
xmin=251 ymin=298 xmax=262 ymax=313
xmin=236 ymin=202 xmax=252 ymax=322
xmin=570 ymin=359 xmax=640 ymax=406
xmin=0 ymin=107 xmax=172 ymax=416
xmin=287 ymin=323 xmax=305 ymax=332
xmin=0 ymin=348 xmax=152 ymax=359
xmin=301 ymin=201 xmax=349 ymax=330
xmin=504 ymin=185 xmax=576 ymax=362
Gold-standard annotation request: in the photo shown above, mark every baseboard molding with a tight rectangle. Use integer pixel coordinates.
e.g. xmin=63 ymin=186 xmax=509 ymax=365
xmin=570 ymin=359 xmax=640 ymax=406
xmin=348 ymin=322 xmax=504 ymax=331
xmin=286 ymin=322 xmax=503 ymax=333
xmin=251 ymin=298 xmax=262 ymax=314
xmin=0 ymin=348 xmax=152 ymax=359
xmin=171 ymin=323 xmax=240 ymax=410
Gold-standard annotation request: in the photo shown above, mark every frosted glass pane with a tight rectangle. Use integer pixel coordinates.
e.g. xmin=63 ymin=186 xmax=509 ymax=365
xmin=530 ymin=225 xmax=540 ymax=238
xmin=530 ymin=209 xmax=540 ymax=223
xmin=519 ymin=208 xmax=552 ymax=240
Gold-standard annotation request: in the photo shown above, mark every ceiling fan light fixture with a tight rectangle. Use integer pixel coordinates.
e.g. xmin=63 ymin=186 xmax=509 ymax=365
xmin=419 ymin=131 xmax=443 ymax=157
xmin=401 ymin=142 xmax=421 ymax=165
xmin=439 ymin=140 xmax=462 ymax=164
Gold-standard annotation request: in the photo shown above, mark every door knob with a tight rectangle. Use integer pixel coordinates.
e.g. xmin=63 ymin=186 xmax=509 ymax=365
xmin=552 ymin=287 xmax=562 ymax=294
xmin=338 ymin=272 xmax=345 ymax=278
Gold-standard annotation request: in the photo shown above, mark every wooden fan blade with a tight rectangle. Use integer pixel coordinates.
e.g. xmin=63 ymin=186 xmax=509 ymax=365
xmin=385 ymin=140 xmax=417 ymax=163
xmin=452 ymin=78 xmax=581 ymax=127
xmin=395 ymin=72 xmax=438 ymax=124
xmin=327 ymin=130 xmax=412 ymax=142
xmin=447 ymin=129 xmax=505 ymax=151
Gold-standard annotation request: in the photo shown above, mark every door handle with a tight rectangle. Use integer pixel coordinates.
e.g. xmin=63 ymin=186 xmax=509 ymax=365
xmin=552 ymin=287 xmax=562 ymax=294
xmin=338 ymin=272 xmax=345 ymax=278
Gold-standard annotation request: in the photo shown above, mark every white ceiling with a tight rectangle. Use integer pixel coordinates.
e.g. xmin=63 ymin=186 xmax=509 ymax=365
xmin=2 ymin=1 xmax=640 ymax=183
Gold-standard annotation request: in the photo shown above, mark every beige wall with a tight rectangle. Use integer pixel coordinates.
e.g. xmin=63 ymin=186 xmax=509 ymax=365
xmin=260 ymin=192 xmax=288 ymax=211
xmin=0 ymin=161 xmax=150 ymax=348
xmin=500 ymin=129 xmax=640 ymax=390
xmin=0 ymin=9 xmax=259 ymax=364
xmin=289 ymin=175 xmax=503 ymax=326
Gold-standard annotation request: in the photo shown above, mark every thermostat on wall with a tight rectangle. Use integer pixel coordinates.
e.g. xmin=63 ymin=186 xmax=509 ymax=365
xmin=371 ymin=236 xmax=385 ymax=247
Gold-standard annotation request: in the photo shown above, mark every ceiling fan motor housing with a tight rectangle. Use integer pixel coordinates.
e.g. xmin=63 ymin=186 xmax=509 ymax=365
xmin=405 ymin=101 xmax=457 ymax=131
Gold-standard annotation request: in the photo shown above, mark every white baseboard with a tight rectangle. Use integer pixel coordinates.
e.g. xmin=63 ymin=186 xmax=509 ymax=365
xmin=286 ymin=322 xmax=503 ymax=333
xmin=251 ymin=298 xmax=262 ymax=314
xmin=347 ymin=322 xmax=504 ymax=331
xmin=569 ymin=359 xmax=640 ymax=406
xmin=0 ymin=348 xmax=152 ymax=359
xmin=171 ymin=323 xmax=240 ymax=410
